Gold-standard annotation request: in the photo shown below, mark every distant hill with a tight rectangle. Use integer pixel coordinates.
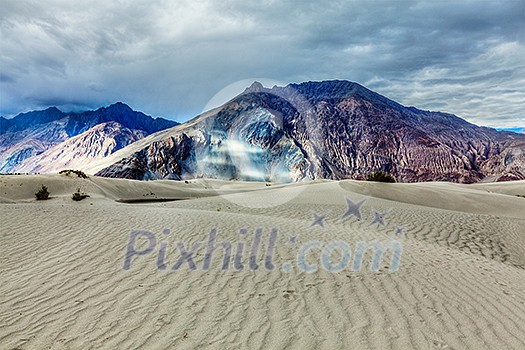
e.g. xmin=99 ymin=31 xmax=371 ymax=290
xmin=497 ymin=127 xmax=524 ymax=134
xmin=0 ymin=103 xmax=178 ymax=173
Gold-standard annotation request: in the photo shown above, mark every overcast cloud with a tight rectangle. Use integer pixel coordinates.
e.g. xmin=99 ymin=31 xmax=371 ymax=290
xmin=0 ymin=0 xmax=523 ymax=127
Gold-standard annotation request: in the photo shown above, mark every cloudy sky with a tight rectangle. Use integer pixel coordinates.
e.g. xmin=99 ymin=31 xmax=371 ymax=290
xmin=0 ymin=0 xmax=524 ymax=128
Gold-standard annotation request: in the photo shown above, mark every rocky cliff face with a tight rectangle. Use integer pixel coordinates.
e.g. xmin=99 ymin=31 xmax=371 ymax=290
xmin=95 ymin=80 xmax=525 ymax=183
xmin=0 ymin=103 xmax=178 ymax=172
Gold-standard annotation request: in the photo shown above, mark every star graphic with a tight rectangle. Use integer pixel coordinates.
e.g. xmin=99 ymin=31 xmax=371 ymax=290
xmin=370 ymin=209 xmax=390 ymax=226
xmin=340 ymin=197 xmax=366 ymax=221
xmin=288 ymin=235 xmax=298 ymax=244
xmin=310 ymin=213 xmax=326 ymax=228
xmin=394 ymin=226 xmax=406 ymax=238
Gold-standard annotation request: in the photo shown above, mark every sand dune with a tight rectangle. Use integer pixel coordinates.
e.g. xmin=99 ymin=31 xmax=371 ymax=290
xmin=1 ymin=175 xmax=524 ymax=349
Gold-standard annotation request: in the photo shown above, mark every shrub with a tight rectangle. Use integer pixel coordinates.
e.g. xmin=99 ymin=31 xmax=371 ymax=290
xmin=35 ymin=185 xmax=50 ymax=200
xmin=72 ymin=188 xmax=90 ymax=201
xmin=59 ymin=169 xmax=89 ymax=179
xmin=366 ymin=171 xmax=396 ymax=183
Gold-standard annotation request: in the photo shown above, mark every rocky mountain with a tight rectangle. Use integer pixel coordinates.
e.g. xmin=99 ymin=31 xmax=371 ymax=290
xmin=13 ymin=122 xmax=148 ymax=174
xmin=94 ymin=80 xmax=525 ymax=183
xmin=0 ymin=103 xmax=178 ymax=173
xmin=0 ymin=107 xmax=66 ymax=133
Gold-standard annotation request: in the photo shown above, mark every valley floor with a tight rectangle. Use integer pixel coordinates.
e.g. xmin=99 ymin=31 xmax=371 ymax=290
xmin=1 ymin=175 xmax=525 ymax=349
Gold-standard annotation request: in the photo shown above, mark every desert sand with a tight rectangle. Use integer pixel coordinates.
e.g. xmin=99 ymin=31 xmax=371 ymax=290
xmin=1 ymin=174 xmax=524 ymax=349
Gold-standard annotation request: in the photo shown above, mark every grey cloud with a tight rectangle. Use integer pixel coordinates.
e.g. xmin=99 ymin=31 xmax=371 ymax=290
xmin=0 ymin=73 xmax=15 ymax=83
xmin=422 ymin=70 xmax=515 ymax=85
xmin=0 ymin=0 xmax=523 ymax=127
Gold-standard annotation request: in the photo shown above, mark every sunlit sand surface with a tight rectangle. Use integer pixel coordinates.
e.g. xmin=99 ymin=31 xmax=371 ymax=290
xmin=1 ymin=174 xmax=524 ymax=349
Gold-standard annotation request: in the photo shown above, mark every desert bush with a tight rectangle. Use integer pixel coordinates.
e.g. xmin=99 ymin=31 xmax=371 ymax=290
xmin=35 ymin=185 xmax=50 ymax=200
xmin=366 ymin=171 xmax=396 ymax=183
xmin=59 ymin=169 xmax=89 ymax=179
xmin=72 ymin=188 xmax=90 ymax=201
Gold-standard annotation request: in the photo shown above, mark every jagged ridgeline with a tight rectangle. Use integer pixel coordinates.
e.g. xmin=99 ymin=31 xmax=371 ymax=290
xmin=0 ymin=103 xmax=178 ymax=174
xmin=94 ymin=80 xmax=525 ymax=183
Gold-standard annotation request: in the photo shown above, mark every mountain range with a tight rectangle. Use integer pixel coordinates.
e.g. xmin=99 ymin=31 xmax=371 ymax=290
xmin=1 ymin=80 xmax=524 ymax=183
xmin=0 ymin=103 xmax=178 ymax=173
xmin=92 ymin=81 xmax=525 ymax=183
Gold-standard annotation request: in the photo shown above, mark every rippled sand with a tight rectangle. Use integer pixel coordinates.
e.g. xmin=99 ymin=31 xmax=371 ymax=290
xmin=1 ymin=174 xmax=524 ymax=349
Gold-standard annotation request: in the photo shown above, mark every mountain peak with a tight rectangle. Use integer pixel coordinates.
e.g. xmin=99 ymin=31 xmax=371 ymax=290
xmin=65 ymin=102 xmax=177 ymax=137
xmin=45 ymin=106 xmax=62 ymax=113
xmin=0 ymin=106 xmax=66 ymax=135
xmin=245 ymin=81 xmax=266 ymax=93
xmin=287 ymin=80 xmax=404 ymax=110
xmin=1 ymin=103 xmax=178 ymax=173
xmin=105 ymin=102 xmax=133 ymax=112
xmin=95 ymin=79 xmax=525 ymax=183
xmin=238 ymin=79 xmax=404 ymax=112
